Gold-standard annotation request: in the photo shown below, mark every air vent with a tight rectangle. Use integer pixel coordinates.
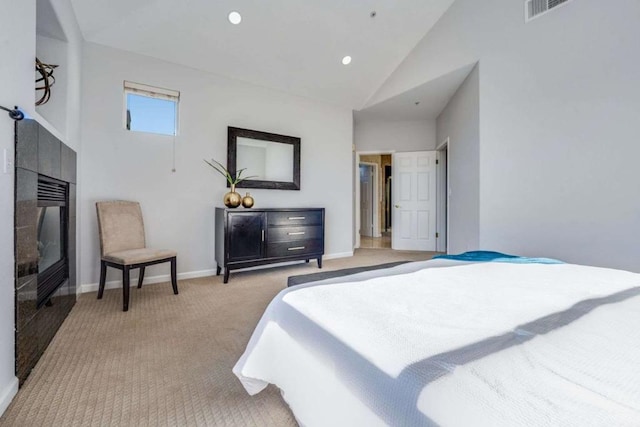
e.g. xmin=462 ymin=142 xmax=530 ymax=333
xmin=525 ymin=0 xmax=573 ymax=22
xmin=38 ymin=178 xmax=67 ymax=203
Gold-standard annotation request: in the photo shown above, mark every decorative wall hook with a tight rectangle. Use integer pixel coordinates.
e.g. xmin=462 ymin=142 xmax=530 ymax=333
xmin=0 ymin=105 xmax=24 ymax=121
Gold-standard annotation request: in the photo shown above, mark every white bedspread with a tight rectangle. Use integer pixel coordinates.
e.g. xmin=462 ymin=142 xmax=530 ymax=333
xmin=233 ymin=262 xmax=640 ymax=426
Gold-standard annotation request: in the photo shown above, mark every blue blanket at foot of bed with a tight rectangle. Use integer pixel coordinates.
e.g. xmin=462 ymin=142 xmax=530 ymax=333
xmin=433 ymin=251 xmax=563 ymax=264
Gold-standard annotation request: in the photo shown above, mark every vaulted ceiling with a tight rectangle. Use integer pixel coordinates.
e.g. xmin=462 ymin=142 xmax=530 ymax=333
xmin=70 ymin=0 xmax=456 ymax=110
xmin=355 ymin=63 xmax=475 ymax=122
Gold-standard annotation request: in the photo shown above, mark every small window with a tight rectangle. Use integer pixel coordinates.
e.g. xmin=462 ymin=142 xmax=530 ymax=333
xmin=124 ymin=81 xmax=179 ymax=136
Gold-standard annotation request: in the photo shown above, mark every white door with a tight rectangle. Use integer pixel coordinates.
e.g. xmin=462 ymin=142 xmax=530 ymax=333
xmin=392 ymin=151 xmax=437 ymax=251
xmin=359 ymin=164 xmax=374 ymax=237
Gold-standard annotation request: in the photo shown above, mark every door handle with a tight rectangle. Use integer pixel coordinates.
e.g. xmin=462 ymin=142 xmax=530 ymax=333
xmin=288 ymin=231 xmax=306 ymax=235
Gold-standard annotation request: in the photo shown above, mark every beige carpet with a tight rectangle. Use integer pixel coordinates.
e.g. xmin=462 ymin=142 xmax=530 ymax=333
xmin=1 ymin=249 xmax=434 ymax=426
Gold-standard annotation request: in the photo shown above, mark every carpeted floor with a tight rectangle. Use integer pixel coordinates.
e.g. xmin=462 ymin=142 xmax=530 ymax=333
xmin=1 ymin=249 xmax=434 ymax=426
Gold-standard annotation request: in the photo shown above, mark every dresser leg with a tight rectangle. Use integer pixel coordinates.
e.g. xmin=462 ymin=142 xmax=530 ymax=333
xmin=305 ymin=259 xmax=310 ymax=263
xmin=216 ymin=265 xmax=221 ymax=276
xmin=224 ymin=269 xmax=230 ymax=284
xmin=317 ymin=257 xmax=322 ymax=269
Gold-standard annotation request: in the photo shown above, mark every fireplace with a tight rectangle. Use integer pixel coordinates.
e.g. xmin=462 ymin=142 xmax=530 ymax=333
xmin=14 ymin=118 xmax=77 ymax=385
xmin=37 ymin=176 xmax=69 ymax=308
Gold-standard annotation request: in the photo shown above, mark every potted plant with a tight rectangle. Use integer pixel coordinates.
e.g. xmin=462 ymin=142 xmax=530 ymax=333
xmin=204 ymin=158 xmax=255 ymax=208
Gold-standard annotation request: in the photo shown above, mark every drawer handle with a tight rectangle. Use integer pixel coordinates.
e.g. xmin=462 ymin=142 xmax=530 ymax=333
xmin=288 ymin=216 xmax=305 ymax=220
xmin=287 ymin=246 xmax=306 ymax=251
xmin=287 ymin=231 xmax=306 ymax=235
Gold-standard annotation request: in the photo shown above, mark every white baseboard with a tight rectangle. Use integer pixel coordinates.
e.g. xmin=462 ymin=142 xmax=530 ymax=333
xmin=0 ymin=377 xmax=18 ymax=417
xmin=324 ymin=251 xmax=354 ymax=260
xmin=79 ymin=269 xmax=216 ymax=294
xmin=79 ymin=251 xmax=355 ymax=294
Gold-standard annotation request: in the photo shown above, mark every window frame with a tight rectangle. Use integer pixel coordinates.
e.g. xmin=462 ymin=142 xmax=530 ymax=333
xmin=123 ymin=81 xmax=180 ymax=136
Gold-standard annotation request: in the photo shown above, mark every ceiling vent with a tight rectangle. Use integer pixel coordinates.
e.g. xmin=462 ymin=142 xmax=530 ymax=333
xmin=525 ymin=0 xmax=573 ymax=22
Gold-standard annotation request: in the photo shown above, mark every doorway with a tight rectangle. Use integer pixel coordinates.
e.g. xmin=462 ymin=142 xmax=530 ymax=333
xmin=357 ymin=153 xmax=392 ymax=249
xmin=359 ymin=163 xmax=375 ymax=239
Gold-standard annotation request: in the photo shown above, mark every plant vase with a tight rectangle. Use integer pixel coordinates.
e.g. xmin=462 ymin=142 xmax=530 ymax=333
xmin=224 ymin=184 xmax=242 ymax=208
xmin=242 ymin=192 xmax=255 ymax=208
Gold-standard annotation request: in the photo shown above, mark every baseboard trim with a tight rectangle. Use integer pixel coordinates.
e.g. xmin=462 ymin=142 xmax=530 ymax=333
xmin=324 ymin=251 xmax=354 ymax=260
xmin=79 ymin=269 xmax=216 ymax=294
xmin=0 ymin=377 xmax=19 ymax=417
xmin=79 ymin=251 xmax=355 ymax=294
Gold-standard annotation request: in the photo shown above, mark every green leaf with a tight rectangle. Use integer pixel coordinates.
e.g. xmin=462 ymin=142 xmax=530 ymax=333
xmin=204 ymin=158 xmax=257 ymax=185
xmin=204 ymin=158 xmax=233 ymax=184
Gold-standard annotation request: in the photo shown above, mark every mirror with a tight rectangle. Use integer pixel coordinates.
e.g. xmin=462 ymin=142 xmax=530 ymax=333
xmin=227 ymin=127 xmax=301 ymax=190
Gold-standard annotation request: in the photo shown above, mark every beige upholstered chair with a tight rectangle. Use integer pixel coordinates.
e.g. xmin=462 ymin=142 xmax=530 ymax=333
xmin=96 ymin=201 xmax=178 ymax=311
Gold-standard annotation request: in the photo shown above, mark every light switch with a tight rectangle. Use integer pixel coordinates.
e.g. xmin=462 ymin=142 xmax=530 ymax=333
xmin=3 ymin=148 xmax=13 ymax=174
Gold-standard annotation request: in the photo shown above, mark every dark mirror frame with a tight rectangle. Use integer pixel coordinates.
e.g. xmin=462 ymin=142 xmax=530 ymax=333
xmin=227 ymin=126 xmax=301 ymax=190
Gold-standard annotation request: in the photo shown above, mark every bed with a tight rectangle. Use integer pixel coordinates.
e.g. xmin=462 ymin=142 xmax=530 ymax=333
xmin=233 ymin=253 xmax=640 ymax=426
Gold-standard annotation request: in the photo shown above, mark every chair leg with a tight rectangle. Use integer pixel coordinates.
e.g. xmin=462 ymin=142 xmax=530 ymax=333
xmin=138 ymin=266 xmax=145 ymax=289
xmin=98 ymin=260 xmax=107 ymax=299
xmin=170 ymin=257 xmax=179 ymax=295
xmin=123 ymin=265 xmax=131 ymax=312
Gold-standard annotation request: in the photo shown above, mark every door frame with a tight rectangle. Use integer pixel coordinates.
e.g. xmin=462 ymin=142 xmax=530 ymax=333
xmin=436 ymin=138 xmax=450 ymax=253
xmin=354 ymin=150 xmax=394 ymax=249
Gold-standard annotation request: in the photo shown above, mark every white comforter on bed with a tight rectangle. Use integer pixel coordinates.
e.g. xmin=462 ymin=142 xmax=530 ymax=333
xmin=233 ymin=262 xmax=640 ymax=426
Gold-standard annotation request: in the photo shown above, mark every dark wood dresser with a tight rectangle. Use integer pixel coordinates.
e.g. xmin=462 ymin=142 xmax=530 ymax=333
xmin=215 ymin=208 xmax=324 ymax=283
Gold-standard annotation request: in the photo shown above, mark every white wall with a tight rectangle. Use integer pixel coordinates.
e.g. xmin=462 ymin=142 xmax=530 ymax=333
xmin=354 ymin=119 xmax=436 ymax=152
xmin=79 ymin=42 xmax=353 ymax=287
xmin=32 ymin=0 xmax=83 ymax=151
xmin=51 ymin=0 xmax=83 ymax=153
xmin=369 ymin=0 xmax=640 ymax=271
xmin=436 ymin=65 xmax=479 ymax=253
xmin=0 ymin=0 xmax=35 ymax=415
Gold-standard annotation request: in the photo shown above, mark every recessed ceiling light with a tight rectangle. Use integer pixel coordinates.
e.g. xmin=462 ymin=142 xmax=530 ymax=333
xmin=342 ymin=56 xmax=352 ymax=65
xmin=228 ymin=11 xmax=242 ymax=25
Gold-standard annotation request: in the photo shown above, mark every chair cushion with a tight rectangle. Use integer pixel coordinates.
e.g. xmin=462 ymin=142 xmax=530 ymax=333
xmin=103 ymin=248 xmax=177 ymax=265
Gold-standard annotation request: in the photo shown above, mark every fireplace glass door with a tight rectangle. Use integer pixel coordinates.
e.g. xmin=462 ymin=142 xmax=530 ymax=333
xmin=37 ymin=206 xmax=64 ymax=272
xmin=37 ymin=176 xmax=69 ymax=307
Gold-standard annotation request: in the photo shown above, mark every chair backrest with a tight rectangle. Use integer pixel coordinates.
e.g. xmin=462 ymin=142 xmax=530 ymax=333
xmin=96 ymin=201 xmax=146 ymax=256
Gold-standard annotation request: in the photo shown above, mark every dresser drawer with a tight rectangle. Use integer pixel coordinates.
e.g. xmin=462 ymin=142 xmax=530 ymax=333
xmin=267 ymin=210 xmax=322 ymax=226
xmin=266 ymin=239 xmax=323 ymax=258
xmin=268 ymin=225 xmax=323 ymax=243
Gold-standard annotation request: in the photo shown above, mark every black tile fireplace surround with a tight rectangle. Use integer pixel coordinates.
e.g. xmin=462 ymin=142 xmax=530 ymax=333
xmin=14 ymin=119 xmax=77 ymax=385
